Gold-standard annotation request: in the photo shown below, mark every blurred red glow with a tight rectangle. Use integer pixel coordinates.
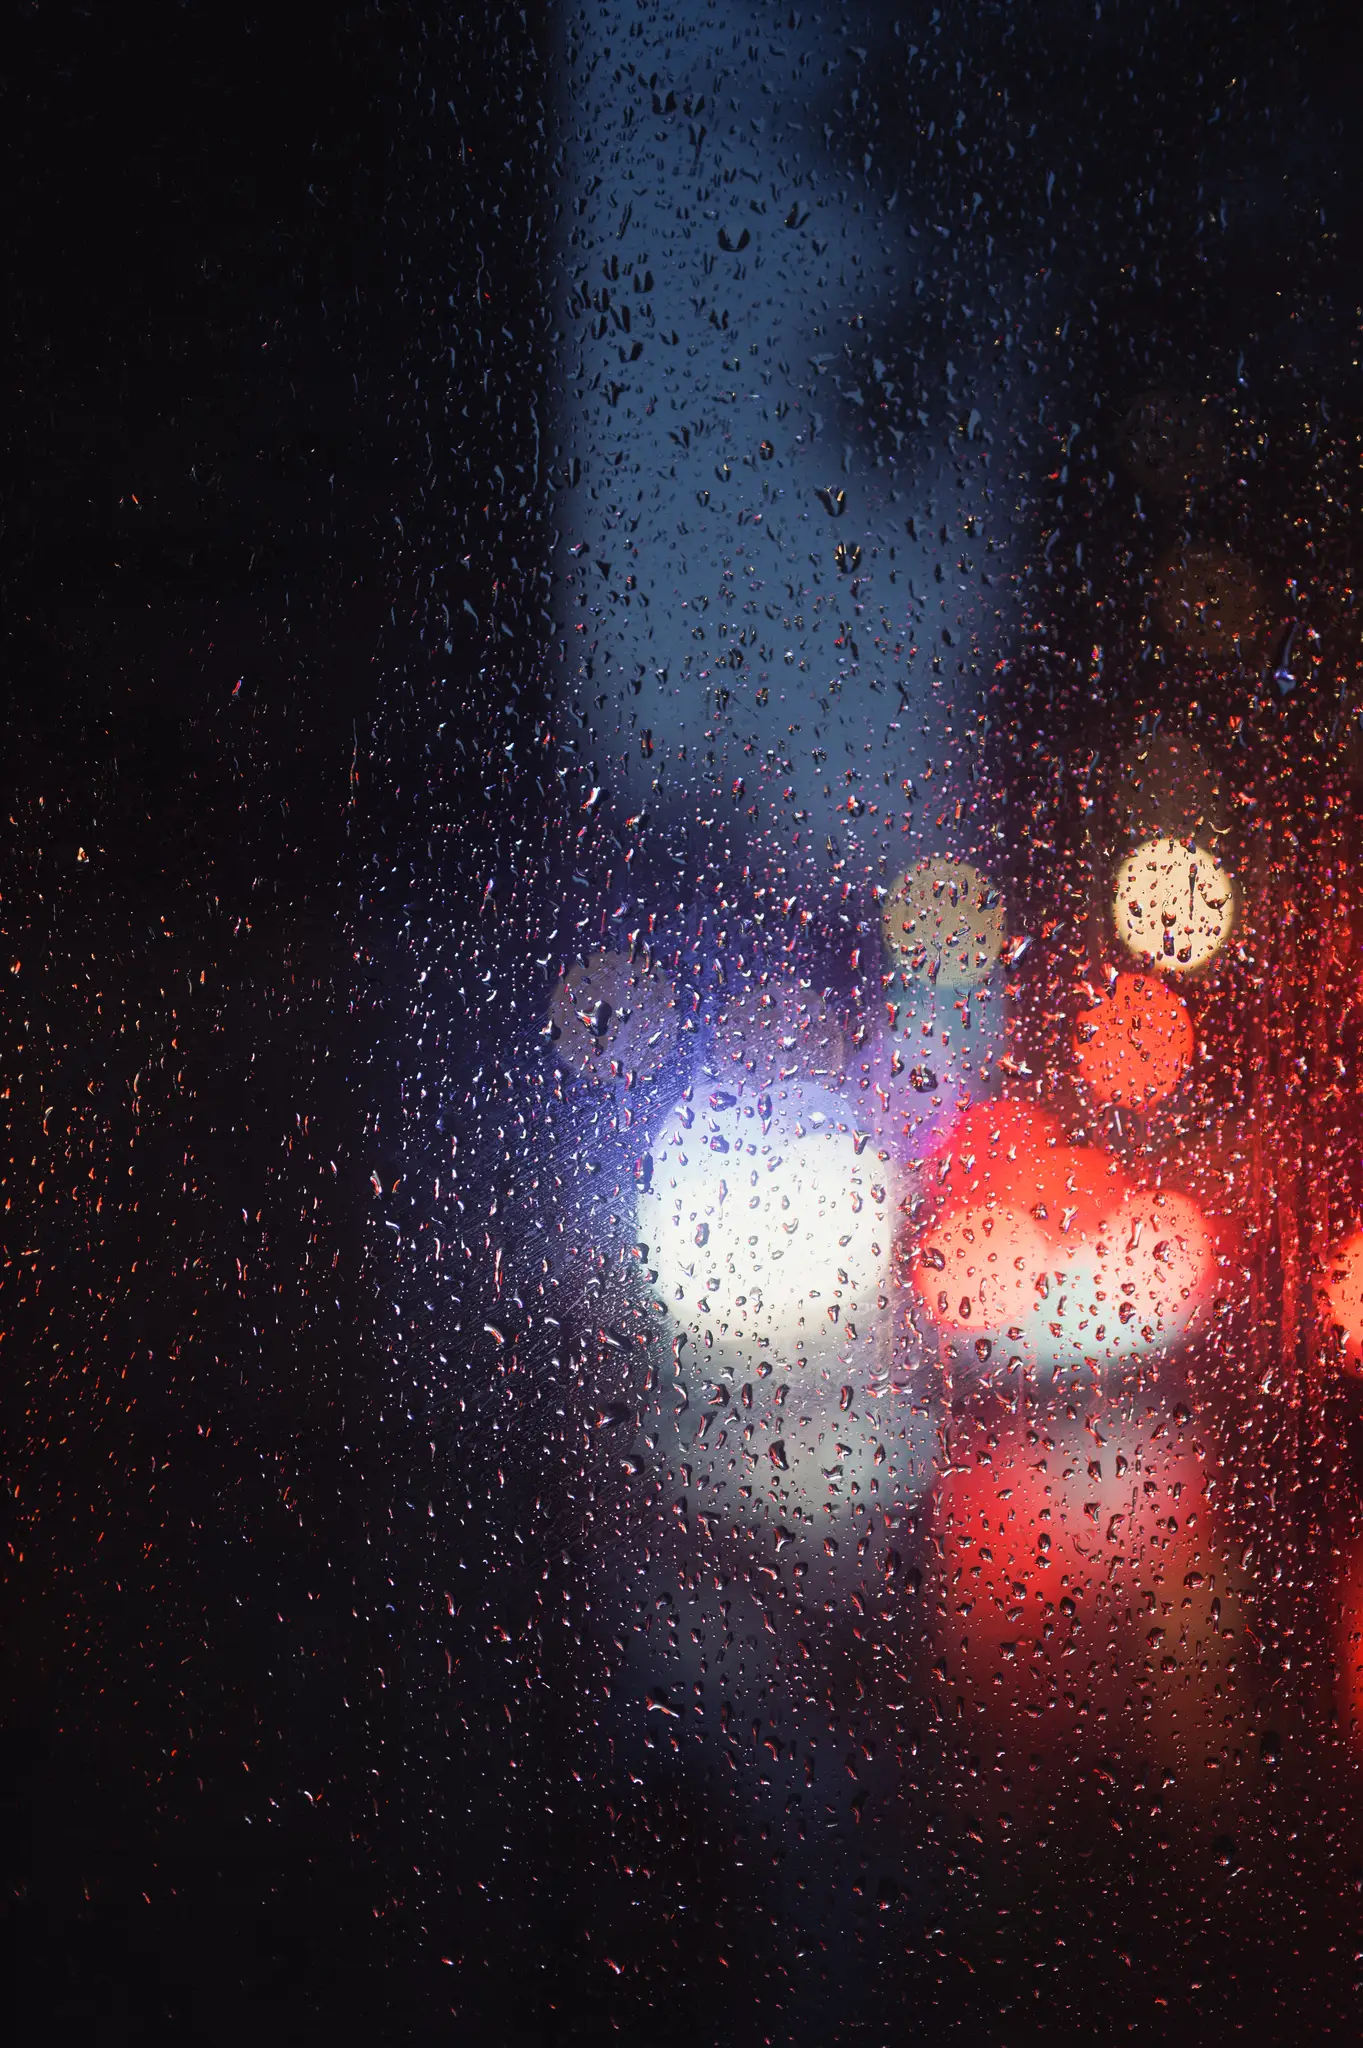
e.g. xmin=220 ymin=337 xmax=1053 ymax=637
xmin=1336 ymin=1545 xmax=1363 ymax=1748
xmin=942 ymin=1100 xmax=1121 ymax=1239
xmin=1105 ymin=1188 xmax=1216 ymax=1335
xmin=914 ymin=1099 xmax=1217 ymax=1364
xmin=948 ymin=1099 xmax=1066 ymax=1159
xmin=1322 ymin=1231 xmax=1363 ymax=1374
xmin=935 ymin=1424 xmax=1215 ymax=1688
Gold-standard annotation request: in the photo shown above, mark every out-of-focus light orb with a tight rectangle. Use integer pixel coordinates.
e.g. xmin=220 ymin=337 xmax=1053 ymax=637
xmin=640 ymin=1078 xmax=893 ymax=1374
xmin=1115 ymin=1190 xmax=1214 ymax=1328
xmin=911 ymin=1203 xmax=1049 ymax=1332
xmin=1074 ymin=971 xmax=1195 ymax=1107
xmin=948 ymin=1097 xmax=1065 ymax=1162
xmin=911 ymin=1094 xmax=1216 ymax=1370
xmin=1112 ymin=837 xmax=1235 ymax=974
xmin=882 ymin=857 xmax=1005 ymax=988
xmin=548 ymin=949 xmax=679 ymax=1080
xmin=936 ymin=1099 xmax=1121 ymax=1242
xmin=1031 ymin=1188 xmax=1215 ymax=1366
xmin=1155 ymin=543 xmax=1261 ymax=655
xmin=934 ymin=1416 xmax=1217 ymax=1705
xmin=1322 ymin=1231 xmax=1363 ymax=1373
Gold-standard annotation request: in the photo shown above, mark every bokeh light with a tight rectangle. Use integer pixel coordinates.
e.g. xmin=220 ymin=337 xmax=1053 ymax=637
xmin=1074 ymin=970 xmax=1195 ymax=1107
xmin=911 ymin=1097 xmax=1216 ymax=1371
xmin=947 ymin=1096 xmax=1066 ymax=1163
xmin=1322 ymin=1231 xmax=1363 ymax=1373
xmin=933 ymin=1415 xmax=1235 ymax=1774
xmin=937 ymin=1099 xmax=1121 ymax=1241
xmin=882 ymin=856 xmax=1005 ymax=987
xmin=1155 ymin=542 xmax=1262 ymax=655
xmin=641 ymin=1076 xmax=894 ymax=1376
xmin=911 ymin=1202 xmax=1050 ymax=1332
xmin=1033 ymin=1187 xmax=1215 ymax=1367
xmin=1112 ymin=836 xmax=1236 ymax=974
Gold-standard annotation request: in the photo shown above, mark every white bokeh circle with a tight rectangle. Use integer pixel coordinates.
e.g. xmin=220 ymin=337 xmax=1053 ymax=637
xmin=640 ymin=1077 xmax=894 ymax=1374
xmin=882 ymin=857 xmax=1005 ymax=988
xmin=1112 ymin=836 xmax=1235 ymax=974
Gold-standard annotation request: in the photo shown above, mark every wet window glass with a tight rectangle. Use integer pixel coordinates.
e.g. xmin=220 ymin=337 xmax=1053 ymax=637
xmin=8 ymin=4 xmax=1363 ymax=2040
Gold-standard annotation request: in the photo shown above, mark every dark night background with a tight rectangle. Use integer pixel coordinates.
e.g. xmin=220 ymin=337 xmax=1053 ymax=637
xmin=1 ymin=4 xmax=549 ymax=2038
xmin=5 ymin=3 xmax=1363 ymax=2044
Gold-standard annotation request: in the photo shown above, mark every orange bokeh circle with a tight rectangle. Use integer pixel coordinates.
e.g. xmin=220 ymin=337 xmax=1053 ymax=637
xmin=911 ymin=1204 xmax=1050 ymax=1332
xmin=1073 ymin=971 xmax=1194 ymax=1107
xmin=1323 ymin=1231 xmax=1363 ymax=1374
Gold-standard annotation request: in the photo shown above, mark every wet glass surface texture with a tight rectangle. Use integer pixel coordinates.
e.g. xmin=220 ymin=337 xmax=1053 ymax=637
xmin=6 ymin=4 xmax=1363 ymax=2042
